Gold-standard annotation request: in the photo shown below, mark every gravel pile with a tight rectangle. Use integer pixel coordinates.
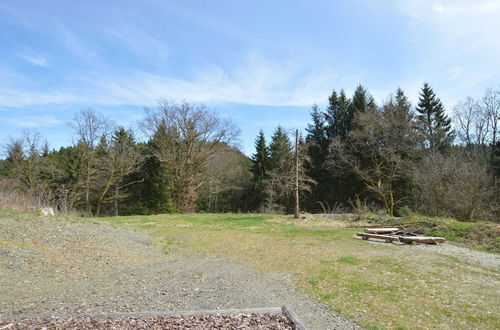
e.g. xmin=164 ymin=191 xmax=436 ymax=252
xmin=0 ymin=313 xmax=295 ymax=329
xmin=0 ymin=215 xmax=359 ymax=330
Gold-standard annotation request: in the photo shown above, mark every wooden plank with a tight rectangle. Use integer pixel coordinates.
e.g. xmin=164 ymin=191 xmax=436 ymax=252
xmin=281 ymin=306 xmax=307 ymax=330
xmin=399 ymin=236 xmax=446 ymax=244
xmin=356 ymin=233 xmax=400 ymax=243
xmin=364 ymin=227 xmax=399 ymax=234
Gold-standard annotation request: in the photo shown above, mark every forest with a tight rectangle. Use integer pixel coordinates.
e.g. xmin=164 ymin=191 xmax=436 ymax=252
xmin=1 ymin=82 xmax=499 ymax=222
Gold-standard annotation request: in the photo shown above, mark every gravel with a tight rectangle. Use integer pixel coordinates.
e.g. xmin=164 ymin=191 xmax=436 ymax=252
xmin=0 ymin=313 xmax=295 ymax=329
xmin=0 ymin=216 xmax=359 ymax=330
xmin=412 ymin=242 xmax=500 ymax=271
xmin=360 ymin=235 xmax=500 ymax=272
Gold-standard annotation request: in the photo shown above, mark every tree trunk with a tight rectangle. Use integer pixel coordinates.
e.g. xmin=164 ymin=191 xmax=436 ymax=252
xmin=294 ymin=129 xmax=300 ymax=219
xmin=114 ymin=185 xmax=119 ymax=216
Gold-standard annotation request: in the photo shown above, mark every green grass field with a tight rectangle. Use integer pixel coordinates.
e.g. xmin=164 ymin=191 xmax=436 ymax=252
xmin=2 ymin=210 xmax=499 ymax=329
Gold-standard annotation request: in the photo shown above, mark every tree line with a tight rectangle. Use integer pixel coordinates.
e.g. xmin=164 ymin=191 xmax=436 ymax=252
xmin=1 ymin=83 xmax=499 ymax=221
xmin=249 ymin=83 xmax=499 ymax=221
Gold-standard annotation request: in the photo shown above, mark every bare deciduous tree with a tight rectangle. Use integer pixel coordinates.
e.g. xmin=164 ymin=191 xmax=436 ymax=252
xmin=455 ymin=87 xmax=500 ymax=165
xmin=414 ymin=151 xmax=495 ymax=221
xmin=141 ymin=101 xmax=240 ymax=213
xmin=69 ymin=109 xmax=113 ymax=215
xmin=453 ymin=97 xmax=480 ymax=148
xmin=482 ymin=87 xmax=500 ymax=165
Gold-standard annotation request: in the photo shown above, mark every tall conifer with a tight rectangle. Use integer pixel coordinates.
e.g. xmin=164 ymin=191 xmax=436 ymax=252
xmin=416 ymin=82 xmax=454 ymax=151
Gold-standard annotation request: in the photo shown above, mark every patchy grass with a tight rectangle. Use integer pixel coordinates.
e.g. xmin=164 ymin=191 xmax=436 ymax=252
xmin=90 ymin=212 xmax=500 ymax=329
xmin=337 ymin=256 xmax=361 ymax=265
xmin=3 ymin=210 xmax=498 ymax=329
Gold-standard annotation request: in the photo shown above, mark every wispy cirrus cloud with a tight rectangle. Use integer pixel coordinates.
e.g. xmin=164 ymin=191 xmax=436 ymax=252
xmin=16 ymin=53 xmax=48 ymax=66
xmin=0 ymin=114 xmax=63 ymax=128
xmin=0 ymin=52 xmax=347 ymax=108
xmin=0 ymin=89 xmax=83 ymax=108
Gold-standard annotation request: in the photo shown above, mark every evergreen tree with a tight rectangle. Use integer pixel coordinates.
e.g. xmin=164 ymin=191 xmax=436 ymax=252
xmin=306 ymin=104 xmax=327 ymax=153
xmin=305 ymin=104 xmax=328 ymax=182
xmin=416 ymin=82 xmax=454 ymax=152
xmin=249 ymin=130 xmax=270 ymax=210
xmin=383 ymin=88 xmax=422 ymax=158
xmin=350 ymin=85 xmax=375 ymax=113
xmin=305 ymin=104 xmax=330 ymax=211
xmin=267 ymin=126 xmax=294 ymax=212
xmin=251 ymin=130 xmax=270 ymax=182
xmin=269 ymin=126 xmax=293 ymax=169
xmin=325 ymin=90 xmax=351 ymax=140
xmin=4 ymin=138 xmax=24 ymax=179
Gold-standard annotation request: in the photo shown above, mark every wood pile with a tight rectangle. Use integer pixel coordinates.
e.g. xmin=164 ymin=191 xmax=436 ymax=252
xmin=356 ymin=228 xmax=445 ymax=245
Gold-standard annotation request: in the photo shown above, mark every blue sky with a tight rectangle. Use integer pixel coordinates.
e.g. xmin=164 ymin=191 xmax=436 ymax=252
xmin=1 ymin=0 xmax=499 ymax=155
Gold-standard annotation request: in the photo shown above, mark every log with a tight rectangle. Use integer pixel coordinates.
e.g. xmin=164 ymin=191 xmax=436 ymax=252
xmin=364 ymin=227 xmax=399 ymax=234
xmin=399 ymin=236 xmax=446 ymax=245
xmin=356 ymin=233 xmax=401 ymax=243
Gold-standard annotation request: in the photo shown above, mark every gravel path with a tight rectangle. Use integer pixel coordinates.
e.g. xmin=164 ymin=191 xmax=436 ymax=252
xmin=0 ymin=216 xmax=359 ymax=329
xmin=361 ymin=235 xmax=500 ymax=272
xmin=412 ymin=243 xmax=500 ymax=271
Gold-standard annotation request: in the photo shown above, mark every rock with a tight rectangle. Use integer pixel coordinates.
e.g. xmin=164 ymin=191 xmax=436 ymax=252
xmin=41 ymin=207 xmax=55 ymax=216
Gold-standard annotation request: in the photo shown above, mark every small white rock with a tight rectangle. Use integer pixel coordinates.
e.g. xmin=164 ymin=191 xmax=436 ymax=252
xmin=41 ymin=207 xmax=55 ymax=216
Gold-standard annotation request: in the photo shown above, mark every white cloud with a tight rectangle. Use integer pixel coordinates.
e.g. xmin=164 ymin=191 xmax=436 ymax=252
xmin=104 ymin=26 xmax=170 ymax=64
xmin=0 ymin=114 xmax=63 ymax=128
xmin=0 ymin=89 xmax=83 ymax=108
xmin=86 ymin=56 xmax=341 ymax=107
xmin=55 ymin=24 xmax=99 ymax=63
xmin=16 ymin=53 xmax=48 ymax=66
xmin=0 ymin=53 xmax=344 ymax=108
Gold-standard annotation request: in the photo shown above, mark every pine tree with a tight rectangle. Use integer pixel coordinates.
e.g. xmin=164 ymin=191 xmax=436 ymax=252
xmin=383 ymin=88 xmax=421 ymax=157
xmin=325 ymin=89 xmax=351 ymax=140
xmin=269 ymin=126 xmax=293 ymax=170
xmin=306 ymin=104 xmax=326 ymax=148
xmin=251 ymin=130 xmax=270 ymax=182
xmin=351 ymin=85 xmax=375 ymax=113
xmin=250 ymin=130 xmax=270 ymax=211
xmin=267 ymin=126 xmax=294 ymax=212
xmin=305 ymin=103 xmax=331 ymax=211
xmin=306 ymin=104 xmax=327 ymax=167
xmin=416 ymin=82 xmax=454 ymax=152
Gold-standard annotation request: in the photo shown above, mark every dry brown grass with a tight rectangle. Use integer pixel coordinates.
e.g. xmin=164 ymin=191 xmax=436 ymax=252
xmin=0 ymin=179 xmax=54 ymax=212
